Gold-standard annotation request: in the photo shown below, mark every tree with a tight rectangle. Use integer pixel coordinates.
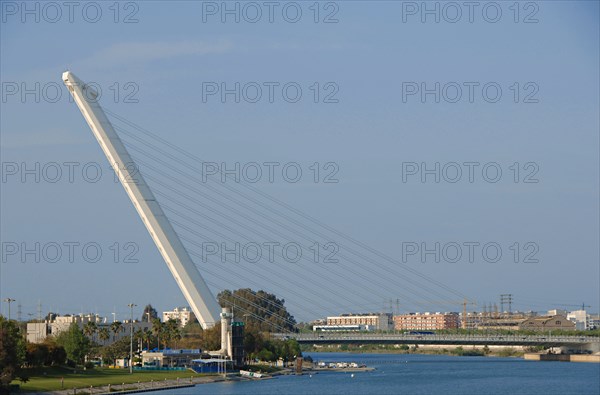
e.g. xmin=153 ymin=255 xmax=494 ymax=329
xmin=99 ymin=338 xmax=130 ymax=367
xmin=241 ymin=333 xmax=302 ymax=364
xmin=83 ymin=321 xmax=97 ymax=343
xmin=178 ymin=322 xmax=221 ymax=352
xmin=25 ymin=343 xmax=49 ymax=367
xmin=98 ymin=328 xmax=110 ymax=345
xmin=0 ymin=317 xmax=27 ymax=390
xmin=279 ymin=339 xmax=301 ymax=362
xmin=151 ymin=318 xmax=163 ymax=350
xmin=46 ymin=341 xmax=67 ymax=366
xmin=110 ymin=321 xmax=122 ymax=342
xmin=56 ymin=323 xmax=90 ymax=365
xmin=200 ymin=324 xmax=221 ymax=351
xmin=134 ymin=329 xmax=144 ymax=351
xmin=179 ymin=322 xmax=203 ymax=349
xmin=25 ymin=340 xmax=66 ymax=367
xmin=256 ymin=348 xmax=276 ymax=362
xmin=244 ymin=331 xmax=258 ymax=357
xmin=142 ymin=305 xmax=158 ymax=322
xmin=217 ymin=288 xmax=297 ymax=332
xmin=165 ymin=319 xmax=181 ymax=348
xmin=141 ymin=330 xmax=153 ymax=351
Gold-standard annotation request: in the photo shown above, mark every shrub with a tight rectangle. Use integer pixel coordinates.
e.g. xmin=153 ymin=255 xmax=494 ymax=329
xmin=496 ymin=348 xmax=521 ymax=357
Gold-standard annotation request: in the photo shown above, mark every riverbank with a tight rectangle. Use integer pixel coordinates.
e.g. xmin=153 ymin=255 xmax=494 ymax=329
xmin=524 ymin=353 xmax=600 ymax=363
xmin=303 ymin=344 xmax=525 ymax=358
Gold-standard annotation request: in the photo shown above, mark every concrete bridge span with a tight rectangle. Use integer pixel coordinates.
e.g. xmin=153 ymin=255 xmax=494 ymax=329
xmin=278 ymin=333 xmax=600 ymax=352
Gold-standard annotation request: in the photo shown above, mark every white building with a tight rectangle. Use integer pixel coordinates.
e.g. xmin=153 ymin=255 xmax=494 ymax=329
xmin=26 ymin=314 xmax=151 ymax=344
xmin=567 ymin=310 xmax=590 ymax=330
xmin=547 ymin=309 xmax=568 ymax=317
xmin=163 ymin=307 xmax=193 ymax=327
xmin=142 ymin=349 xmax=202 ymax=368
xmin=27 ymin=322 xmax=50 ymax=343
xmin=27 ymin=314 xmax=102 ymax=343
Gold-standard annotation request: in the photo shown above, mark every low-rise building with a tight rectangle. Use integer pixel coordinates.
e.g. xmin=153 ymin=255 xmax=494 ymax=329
xmin=475 ymin=312 xmax=532 ymax=331
xmin=26 ymin=322 xmax=50 ymax=344
xmin=461 ymin=311 xmax=535 ymax=330
xmin=142 ymin=349 xmax=202 ymax=368
xmin=476 ymin=317 xmax=524 ymax=331
xmin=26 ymin=314 xmax=151 ymax=344
xmin=27 ymin=314 xmax=102 ymax=343
xmin=393 ymin=312 xmax=459 ymax=331
xmin=519 ymin=315 xmax=576 ymax=331
xmin=588 ymin=315 xmax=600 ymax=330
xmin=326 ymin=313 xmax=393 ymax=331
xmin=548 ymin=309 xmax=568 ymax=317
xmin=461 ymin=312 xmax=483 ymax=329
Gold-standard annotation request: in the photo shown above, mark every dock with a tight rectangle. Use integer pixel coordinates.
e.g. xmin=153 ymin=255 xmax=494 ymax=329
xmin=524 ymin=353 xmax=600 ymax=363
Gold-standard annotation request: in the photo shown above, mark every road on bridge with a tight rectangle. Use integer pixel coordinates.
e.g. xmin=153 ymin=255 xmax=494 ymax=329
xmin=277 ymin=333 xmax=600 ymax=348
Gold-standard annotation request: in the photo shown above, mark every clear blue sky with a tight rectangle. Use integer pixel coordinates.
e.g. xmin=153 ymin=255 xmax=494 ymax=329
xmin=1 ymin=1 xmax=598 ymax=322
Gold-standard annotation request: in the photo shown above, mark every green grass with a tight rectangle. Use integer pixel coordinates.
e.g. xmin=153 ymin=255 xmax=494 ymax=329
xmin=12 ymin=366 xmax=214 ymax=393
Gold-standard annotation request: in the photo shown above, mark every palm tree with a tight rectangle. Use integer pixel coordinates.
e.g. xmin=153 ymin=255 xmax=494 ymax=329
xmin=98 ymin=327 xmax=110 ymax=345
xmin=84 ymin=321 xmax=97 ymax=342
xmin=151 ymin=318 xmax=162 ymax=350
xmin=110 ymin=321 xmax=122 ymax=342
xmin=166 ymin=319 xmax=181 ymax=349
xmin=142 ymin=329 xmax=152 ymax=351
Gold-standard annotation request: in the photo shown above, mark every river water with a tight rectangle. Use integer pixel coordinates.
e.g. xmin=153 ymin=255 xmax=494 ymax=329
xmin=159 ymin=352 xmax=600 ymax=395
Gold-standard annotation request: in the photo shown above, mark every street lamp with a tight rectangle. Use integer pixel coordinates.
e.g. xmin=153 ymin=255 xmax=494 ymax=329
xmin=3 ymin=298 xmax=15 ymax=320
xmin=128 ymin=303 xmax=137 ymax=374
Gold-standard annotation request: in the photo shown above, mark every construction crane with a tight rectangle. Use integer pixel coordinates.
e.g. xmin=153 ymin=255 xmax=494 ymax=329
xmin=459 ymin=299 xmax=477 ymax=329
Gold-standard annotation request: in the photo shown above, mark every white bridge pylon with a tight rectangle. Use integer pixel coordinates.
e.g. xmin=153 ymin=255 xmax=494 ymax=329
xmin=63 ymin=71 xmax=221 ymax=329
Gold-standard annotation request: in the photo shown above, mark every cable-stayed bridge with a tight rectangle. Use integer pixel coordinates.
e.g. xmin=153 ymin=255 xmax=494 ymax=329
xmin=63 ymin=71 xmax=594 ymax=351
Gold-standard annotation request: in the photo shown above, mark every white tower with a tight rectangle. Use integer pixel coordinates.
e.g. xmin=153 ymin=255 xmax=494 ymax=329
xmin=221 ymin=307 xmax=233 ymax=357
xmin=63 ymin=71 xmax=220 ymax=330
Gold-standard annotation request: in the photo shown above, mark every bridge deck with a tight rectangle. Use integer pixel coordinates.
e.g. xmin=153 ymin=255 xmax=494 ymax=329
xmin=279 ymin=333 xmax=600 ymax=347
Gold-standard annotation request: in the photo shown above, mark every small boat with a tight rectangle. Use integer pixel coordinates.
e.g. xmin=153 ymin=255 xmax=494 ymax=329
xmin=240 ymin=370 xmax=264 ymax=379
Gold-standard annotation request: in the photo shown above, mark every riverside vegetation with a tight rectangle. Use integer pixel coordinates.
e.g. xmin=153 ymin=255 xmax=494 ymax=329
xmin=2 ymin=289 xmax=301 ymax=393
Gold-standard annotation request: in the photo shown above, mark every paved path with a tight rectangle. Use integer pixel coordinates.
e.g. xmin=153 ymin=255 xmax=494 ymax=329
xmin=33 ymin=375 xmax=230 ymax=395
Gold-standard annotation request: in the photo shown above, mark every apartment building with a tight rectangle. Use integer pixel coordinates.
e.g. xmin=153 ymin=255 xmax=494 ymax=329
xmin=393 ymin=312 xmax=460 ymax=331
xmin=162 ymin=307 xmax=194 ymax=327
